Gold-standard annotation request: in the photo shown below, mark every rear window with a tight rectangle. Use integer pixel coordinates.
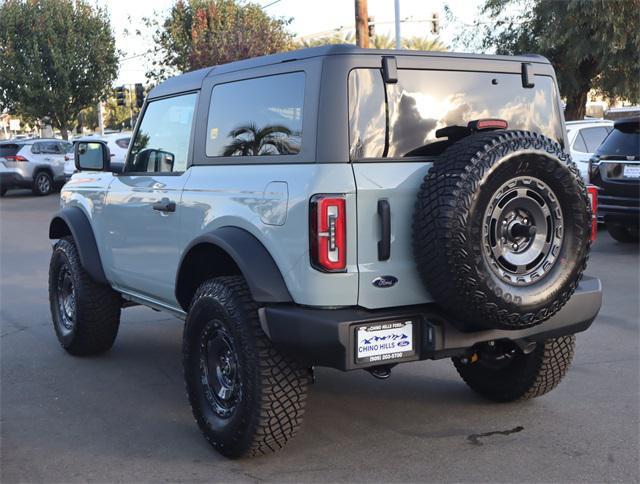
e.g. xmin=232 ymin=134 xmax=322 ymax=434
xmin=206 ymin=72 xmax=304 ymax=157
xmin=349 ymin=69 xmax=564 ymax=159
xmin=580 ymin=127 xmax=610 ymax=152
xmin=0 ymin=144 xmax=20 ymax=157
xmin=596 ymin=122 xmax=640 ymax=158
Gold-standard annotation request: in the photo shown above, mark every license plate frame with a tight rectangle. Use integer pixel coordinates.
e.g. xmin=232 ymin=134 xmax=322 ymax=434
xmin=354 ymin=319 xmax=419 ymax=365
xmin=623 ymin=164 xmax=640 ymax=179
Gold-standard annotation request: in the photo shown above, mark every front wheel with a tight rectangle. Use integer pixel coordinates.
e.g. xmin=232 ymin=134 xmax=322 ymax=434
xmin=453 ymin=335 xmax=575 ymax=402
xmin=49 ymin=237 xmax=121 ymax=355
xmin=183 ymin=276 xmax=311 ymax=458
xmin=606 ymin=222 xmax=639 ymax=243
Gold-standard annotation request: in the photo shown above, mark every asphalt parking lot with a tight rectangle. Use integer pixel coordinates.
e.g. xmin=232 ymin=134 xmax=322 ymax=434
xmin=1 ymin=190 xmax=638 ymax=483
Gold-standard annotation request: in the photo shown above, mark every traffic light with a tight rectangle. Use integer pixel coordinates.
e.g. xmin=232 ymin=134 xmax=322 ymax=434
xmin=368 ymin=16 xmax=375 ymax=38
xmin=135 ymin=83 xmax=145 ymax=108
xmin=430 ymin=12 xmax=440 ymax=35
xmin=115 ymin=86 xmax=126 ymax=106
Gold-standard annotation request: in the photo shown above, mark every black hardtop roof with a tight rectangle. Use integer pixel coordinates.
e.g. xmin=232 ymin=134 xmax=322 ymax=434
xmin=148 ymin=44 xmax=550 ymax=99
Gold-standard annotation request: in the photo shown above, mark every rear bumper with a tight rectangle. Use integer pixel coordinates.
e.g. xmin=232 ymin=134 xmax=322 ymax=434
xmin=0 ymin=171 xmax=29 ymax=188
xmin=259 ymin=276 xmax=602 ymax=371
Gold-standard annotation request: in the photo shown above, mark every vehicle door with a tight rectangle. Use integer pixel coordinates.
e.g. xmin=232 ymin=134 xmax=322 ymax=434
xmin=101 ymin=92 xmax=198 ymax=305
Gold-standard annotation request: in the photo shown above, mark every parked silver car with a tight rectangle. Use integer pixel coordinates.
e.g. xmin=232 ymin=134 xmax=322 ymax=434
xmin=0 ymin=139 xmax=71 ymax=196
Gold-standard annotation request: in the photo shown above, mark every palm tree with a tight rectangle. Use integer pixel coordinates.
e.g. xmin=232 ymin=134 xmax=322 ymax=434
xmin=222 ymin=123 xmax=298 ymax=156
xmin=403 ymin=37 xmax=447 ymax=52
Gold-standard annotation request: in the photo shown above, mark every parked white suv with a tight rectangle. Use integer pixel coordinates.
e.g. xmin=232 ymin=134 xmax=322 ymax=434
xmin=0 ymin=138 xmax=71 ymax=196
xmin=566 ymin=119 xmax=613 ymax=182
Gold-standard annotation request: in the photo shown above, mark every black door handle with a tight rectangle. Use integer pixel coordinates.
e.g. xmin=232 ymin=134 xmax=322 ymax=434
xmin=377 ymin=199 xmax=391 ymax=261
xmin=152 ymin=197 xmax=176 ymax=213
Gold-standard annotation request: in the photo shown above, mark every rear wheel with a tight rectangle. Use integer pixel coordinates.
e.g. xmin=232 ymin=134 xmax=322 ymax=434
xmin=453 ymin=335 xmax=576 ymax=402
xmin=183 ymin=276 xmax=311 ymax=458
xmin=606 ymin=222 xmax=639 ymax=243
xmin=33 ymin=170 xmax=53 ymax=196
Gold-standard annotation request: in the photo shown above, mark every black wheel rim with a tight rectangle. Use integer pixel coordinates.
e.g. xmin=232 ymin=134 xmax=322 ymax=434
xmin=483 ymin=176 xmax=564 ymax=286
xmin=37 ymin=174 xmax=51 ymax=194
xmin=56 ymin=263 xmax=76 ymax=332
xmin=199 ymin=320 xmax=241 ymax=419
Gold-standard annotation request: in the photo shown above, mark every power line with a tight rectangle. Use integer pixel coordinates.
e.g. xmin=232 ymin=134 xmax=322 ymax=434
xmin=262 ymin=0 xmax=282 ymax=8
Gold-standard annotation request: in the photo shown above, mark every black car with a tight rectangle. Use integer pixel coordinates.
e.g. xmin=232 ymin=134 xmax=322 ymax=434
xmin=589 ymin=116 xmax=640 ymax=243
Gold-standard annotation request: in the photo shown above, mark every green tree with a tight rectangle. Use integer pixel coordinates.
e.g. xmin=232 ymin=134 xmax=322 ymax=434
xmin=148 ymin=0 xmax=293 ymax=80
xmin=297 ymin=32 xmax=447 ymax=52
xmin=0 ymin=0 xmax=119 ymax=139
xmin=471 ymin=0 xmax=640 ymax=120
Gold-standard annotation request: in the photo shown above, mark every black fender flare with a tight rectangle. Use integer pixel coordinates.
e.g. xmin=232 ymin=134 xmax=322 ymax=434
xmin=49 ymin=207 xmax=108 ymax=285
xmin=176 ymin=226 xmax=292 ymax=307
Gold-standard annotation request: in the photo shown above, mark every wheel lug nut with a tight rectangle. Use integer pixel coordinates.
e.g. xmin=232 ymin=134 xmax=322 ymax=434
xmin=512 ymin=243 xmax=518 ymax=250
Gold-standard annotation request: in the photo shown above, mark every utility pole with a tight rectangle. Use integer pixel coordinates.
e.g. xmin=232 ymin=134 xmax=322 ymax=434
xmin=98 ymin=102 xmax=104 ymax=136
xmin=355 ymin=0 xmax=369 ymax=48
xmin=394 ymin=0 xmax=401 ymax=49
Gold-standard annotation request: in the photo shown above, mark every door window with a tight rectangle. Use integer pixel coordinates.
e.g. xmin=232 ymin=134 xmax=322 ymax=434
xmin=206 ymin=72 xmax=305 ymax=157
xmin=32 ymin=141 xmax=62 ymax=154
xmin=125 ymin=93 xmax=197 ymax=173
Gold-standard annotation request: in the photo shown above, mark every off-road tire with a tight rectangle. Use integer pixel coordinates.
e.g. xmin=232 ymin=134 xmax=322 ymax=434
xmin=32 ymin=170 xmax=53 ymax=196
xmin=48 ymin=236 xmax=121 ymax=355
xmin=183 ymin=276 xmax=311 ymax=459
xmin=413 ymin=131 xmax=591 ymax=331
xmin=606 ymin=222 xmax=639 ymax=243
xmin=453 ymin=335 xmax=576 ymax=402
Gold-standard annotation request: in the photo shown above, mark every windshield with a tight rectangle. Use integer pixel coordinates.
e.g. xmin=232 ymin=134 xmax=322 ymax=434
xmin=349 ymin=69 xmax=564 ymax=159
xmin=596 ymin=122 xmax=640 ymax=158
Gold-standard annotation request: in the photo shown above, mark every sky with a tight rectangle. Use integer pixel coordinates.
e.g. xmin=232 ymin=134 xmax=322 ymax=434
xmin=104 ymin=0 xmax=486 ymax=86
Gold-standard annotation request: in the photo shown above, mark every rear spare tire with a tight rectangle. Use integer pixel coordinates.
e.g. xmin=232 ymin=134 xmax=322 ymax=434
xmin=413 ymin=130 xmax=590 ymax=331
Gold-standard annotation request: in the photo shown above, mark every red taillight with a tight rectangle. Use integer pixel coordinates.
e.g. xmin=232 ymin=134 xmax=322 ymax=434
xmin=310 ymin=195 xmax=346 ymax=272
xmin=5 ymin=155 xmax=28 ymax=162
xmin=587 ymin=185 xmax=598 ymax=242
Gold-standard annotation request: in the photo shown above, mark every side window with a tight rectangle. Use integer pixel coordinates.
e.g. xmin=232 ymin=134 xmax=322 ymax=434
xmin=581 ymin=127 xmax=610 ymax=153
xmin=572 ymin=132 xmax=588 ymax=152
xmin=206 ymin=72 xmax=304 ymax=157
xmin=125 ymin=93 xmax=197 ymax=173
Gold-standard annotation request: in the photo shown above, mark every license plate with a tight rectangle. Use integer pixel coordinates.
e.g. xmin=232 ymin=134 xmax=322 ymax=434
xmin=355 ymin=320 xmax=415 ymax=364
xmin=623 ymin=164 xmax=640 ymax=179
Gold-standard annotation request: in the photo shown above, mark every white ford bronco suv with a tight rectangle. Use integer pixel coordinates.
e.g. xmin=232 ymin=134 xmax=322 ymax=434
xmin=48 ymin=46 xmax=602 ymax=458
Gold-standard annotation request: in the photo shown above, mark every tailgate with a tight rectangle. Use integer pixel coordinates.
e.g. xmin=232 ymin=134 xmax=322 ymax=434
xmin=353 ymin=162 xmax=434 ymax=308
xmin=349 ymin=62 xmax=565 ymax=309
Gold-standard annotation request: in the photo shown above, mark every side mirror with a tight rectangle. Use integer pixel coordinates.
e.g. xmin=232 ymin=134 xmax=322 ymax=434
xmin=75 ymin=141 xmax=111 ymax=172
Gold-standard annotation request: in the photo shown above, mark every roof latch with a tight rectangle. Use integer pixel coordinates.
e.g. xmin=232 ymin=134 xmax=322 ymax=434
xmin=521 ymin=62 xmax=535 ymax=88
xmin=382 ymin=56 xmax=398 ymax=84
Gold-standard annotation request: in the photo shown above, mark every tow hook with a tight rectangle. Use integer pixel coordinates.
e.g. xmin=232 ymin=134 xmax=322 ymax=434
xmin=367 ymin=365 xmax=394 ymax=379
